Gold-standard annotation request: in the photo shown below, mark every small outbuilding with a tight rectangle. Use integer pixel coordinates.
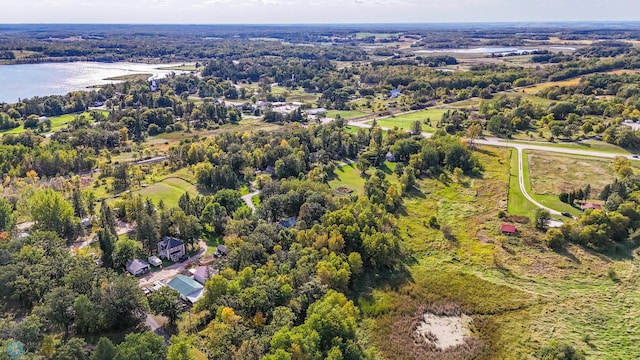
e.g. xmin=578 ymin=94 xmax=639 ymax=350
xmin=167 ymin=275 xmax=204 ymax=303
xmin=500 ymin=223 xmax=517 ymax=236
xmin=126 ymin=259 xmax=151 ymax=276
xmin=216 ymin=245 xmax=228 ymax=256
xmin=190 ymin=265 xmax=219 ymax=285
xmin=148 ymin=256 xmax=162 ymax=267
xmin=581 ymin=203 xmax=602 ymax=211
xmin=385 ymin=151 xmax=397 ymax=162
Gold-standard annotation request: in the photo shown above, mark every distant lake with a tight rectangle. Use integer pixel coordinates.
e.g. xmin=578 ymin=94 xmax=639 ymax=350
xmin=415 ymin=47 xmax=538 ymax=55
xmin=0 ymin=62 xmax=189 ymax=104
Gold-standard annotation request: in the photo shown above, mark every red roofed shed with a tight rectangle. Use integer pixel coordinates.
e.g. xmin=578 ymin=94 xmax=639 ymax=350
xmin=581 ymin=203 xmax=602 ymax=211
xmin=500 ymin=223 xmax=517 ymax=236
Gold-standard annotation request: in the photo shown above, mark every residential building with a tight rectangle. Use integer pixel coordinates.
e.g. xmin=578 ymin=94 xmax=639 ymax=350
xmin=158 ymin=236 xmax=186 ymax=262
xmin=126 ymin=259 xmax=151 ymax=276
xmin=167 ymin=275 xmax=204 ymax=303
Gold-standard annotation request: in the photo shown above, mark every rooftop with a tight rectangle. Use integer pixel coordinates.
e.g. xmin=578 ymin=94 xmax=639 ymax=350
xmin=167 ymin=275 xmax=204 ymax=303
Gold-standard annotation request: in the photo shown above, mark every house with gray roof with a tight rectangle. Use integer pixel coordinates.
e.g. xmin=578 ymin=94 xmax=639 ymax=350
xmin=126 ymin=259 xmax=151 ymax=276
xmin=158 ymin=236 xmax=186 ymax=262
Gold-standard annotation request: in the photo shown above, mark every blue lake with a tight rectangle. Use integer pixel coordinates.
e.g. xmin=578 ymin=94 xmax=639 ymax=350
xmin=0 ymin=62 xmax=188 ymax=103
xmin=415 ymin=47 xmax=539 ymax=55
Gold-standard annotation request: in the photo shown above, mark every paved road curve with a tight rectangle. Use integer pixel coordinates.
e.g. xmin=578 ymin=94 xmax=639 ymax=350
xmin=242 ymin=190 xmax=260 ymax=214
xmin=516 ymin=147 xmax=561 ymax=216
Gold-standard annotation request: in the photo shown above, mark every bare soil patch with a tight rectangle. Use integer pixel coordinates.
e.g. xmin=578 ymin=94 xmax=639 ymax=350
xmin=414 ymin=312 xmax=471 ymax=351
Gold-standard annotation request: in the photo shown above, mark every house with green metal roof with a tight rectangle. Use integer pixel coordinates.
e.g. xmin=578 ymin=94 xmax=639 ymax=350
xmin=167 ymin=275 xmax=204 ymax=303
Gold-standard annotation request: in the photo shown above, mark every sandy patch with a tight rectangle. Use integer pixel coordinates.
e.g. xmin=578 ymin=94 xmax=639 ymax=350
xmin=415 ymin=313 xmax=471 ymax=351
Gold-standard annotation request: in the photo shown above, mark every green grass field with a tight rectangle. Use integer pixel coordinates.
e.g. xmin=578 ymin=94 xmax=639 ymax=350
xmin=370 ymin=108 xmax=448 ymax=131
xmin=522 ymin=150 xmax=582 ymax=217
xmin=328 ymin=162 xmax=400 ymax=196
xmin=270 ymin=86 xmax=319 ymax=103
xmin=325 ymin=110 xmax=370 ymax=119
xmin=129 ymin=177 xmax=199 ymax=208
xmin=355 ymin=32 xmax=401 ymax=39
xmin=328 ymin=163 xmax=367 ymax=195
xmin=366 ymin=145 xmax=640 ymax=358
xmin=0 ymin=110 xmax=109 ymax=135
xmin=507 ymin=149 xmax=538 ymax=217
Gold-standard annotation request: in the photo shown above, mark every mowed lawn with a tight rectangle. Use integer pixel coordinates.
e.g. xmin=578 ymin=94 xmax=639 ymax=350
xmin=130 ymin=177 xmax=199 ymax=208
xmin=0 ymin=110 xmax=109 ymax=135
xmin=371 ymin=108 xmax=448 ymax=131
xmin=507 ymin=149 xmax=538 ymax=218
xmin=328 ymin=162 xmax=400 ymax=196
xmin=325 ymin=110 xmax=370 ymax=119
xmin=328 ymin=163 xmax=367 ymax=196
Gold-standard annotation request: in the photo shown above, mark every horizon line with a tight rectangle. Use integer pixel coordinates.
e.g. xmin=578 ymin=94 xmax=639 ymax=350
xmin=2 ymin=20 xmax=640 ymax=26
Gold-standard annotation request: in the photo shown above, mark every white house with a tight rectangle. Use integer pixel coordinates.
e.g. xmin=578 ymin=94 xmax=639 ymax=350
xmin=126 ymin=259 xmax=151 ymax=276
xmin=158 ymin=236 xmax=186 ymax=262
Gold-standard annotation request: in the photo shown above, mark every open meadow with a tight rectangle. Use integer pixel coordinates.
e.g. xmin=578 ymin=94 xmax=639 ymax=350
xmin=363 ymin=146 xmax=640 ymax=359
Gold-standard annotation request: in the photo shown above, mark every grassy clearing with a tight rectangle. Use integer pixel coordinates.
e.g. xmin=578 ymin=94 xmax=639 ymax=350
xmin=129 ymin=177 xmax=199 ymax=208
xmin=507 ymin=149 xmax=538 ymax=218
xmin=328 ymin=163 xmax=367 ymax=196
xmin=367 ymin=145 xmax=640 ymax=358
xmin=524 ymin=78 xmax=582 ymax=93
xmin=325 ymin=110 xmax=369 ymax=119
xmin=328 ymin=162 xmax=399 ymax=196
xmin=103 ymin=73 xmax=152 ymax=82
xmin=371 ymin=108 xmax=448 ymax=131
xmin=522 ymin=151 xmax=581 ymax=217
xmin=355 ymin=32 xmax=401 ymax=39
xmin=0 ymin=110 xmax=109 ymax=135
xmin=270 ymin=86 xmax=319 ymax=103
xmin=527 ymin=150 xmax=623 ymax=198
xmin=366 ymin=147 xmax=540 ymax=359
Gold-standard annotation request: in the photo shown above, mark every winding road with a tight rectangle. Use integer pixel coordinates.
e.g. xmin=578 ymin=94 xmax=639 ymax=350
xmin=346 ymin=112 xmax=637 ymax=216
xmin=515 ymin=148 xmax=561 ymax=216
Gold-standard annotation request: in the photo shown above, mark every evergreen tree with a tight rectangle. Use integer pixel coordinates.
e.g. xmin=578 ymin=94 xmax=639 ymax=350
xmin=97 ymin=229 xmax=116 ymax=268
xmin=100 ymin=200 xmax=117 ymax=236
xmin=92 ymin=338 xmax=116 ymax=360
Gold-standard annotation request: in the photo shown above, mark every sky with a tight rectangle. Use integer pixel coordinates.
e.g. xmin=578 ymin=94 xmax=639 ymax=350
xmin=1 ymin=0 xmax=640 ymax=24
